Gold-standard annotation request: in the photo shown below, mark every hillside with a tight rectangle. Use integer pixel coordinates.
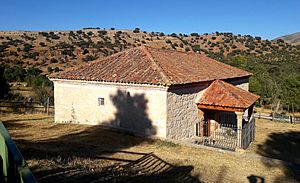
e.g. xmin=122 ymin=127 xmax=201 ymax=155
xmin=275 ymin=32 xmax=300 ymax=45
xmin=1 ymin=28 xmax=300 ymax=73
xmin=0 ymin=28 xmax=299 ymax=112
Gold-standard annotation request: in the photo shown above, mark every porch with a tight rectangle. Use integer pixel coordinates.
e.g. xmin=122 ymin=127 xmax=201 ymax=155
xmin=194 ymin=80 xmax=260 ymax=151
xmin=194 ymin=109 xmax=255 ymax=151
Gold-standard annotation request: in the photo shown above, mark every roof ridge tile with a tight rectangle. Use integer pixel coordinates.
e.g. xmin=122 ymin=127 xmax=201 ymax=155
xmin=140 ymin=46 xmax=172 ymax=85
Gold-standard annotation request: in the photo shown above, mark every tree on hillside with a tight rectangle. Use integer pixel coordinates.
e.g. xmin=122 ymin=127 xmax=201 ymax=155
xmin=4 ymin=67 xmax=26 ymax=82
xmin=23 ymin=43 xmax=33 ymax=52
xmin=133 ymin=28 xmax=140 ymax=33
xmin=0 ymin=66 xmax=10 ymax=99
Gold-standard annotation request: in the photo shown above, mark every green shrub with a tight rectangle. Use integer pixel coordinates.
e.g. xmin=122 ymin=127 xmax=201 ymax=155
xmin=133 ymin=28 xmax=140 ymax=33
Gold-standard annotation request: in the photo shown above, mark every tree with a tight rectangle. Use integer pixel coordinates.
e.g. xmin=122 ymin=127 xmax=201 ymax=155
xmin=47 ymin=66 xmax=53 ymax=73
xmin=4 ymin=67 xmax=26 ymax=82
xmin=83 ymin=55 xmax=98 ymax=62
xmin=133 ymin=28 xmax=140 ymax=33
xmin=165 ymin=39 xmax=172 ymax=44
xmin=0 ymin=44 xmax=9 ymax=52
xmin=191 ymin=45 xmax=201 ymax=52
xmin=87 ymin=31 xmax=93 ymax=36
xmin=0 ymin=66 xmax=10 ymax=99
xmin=159 ymin=32 xmax=165 ymax=36
xmin=190 ymin=33 xmax=199 ymax=37
xmin=170 ymin=33 xmax=177 ymax=37
xmin=33 ymin=82 xmax=54 ymax=106
xmin=23 ymin=43 xmax=33 ymax=52
xmin=39 ymin=42 xmax=46 ymax=47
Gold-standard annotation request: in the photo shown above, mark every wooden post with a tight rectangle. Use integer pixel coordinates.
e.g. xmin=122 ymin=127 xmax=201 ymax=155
xmin=46 ymin=97 xmax=49 ymax=115
xmin=198 ymin=110 xmax=204 ymax=137
xmin=271 ymin=112 xmax=274 ymax=121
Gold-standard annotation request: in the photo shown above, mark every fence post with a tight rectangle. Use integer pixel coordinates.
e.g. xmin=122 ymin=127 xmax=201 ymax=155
xmin=271 ymin=112 xmax=274 ymax=121
xmin=46 ymin=97 xmax=50 ymax=115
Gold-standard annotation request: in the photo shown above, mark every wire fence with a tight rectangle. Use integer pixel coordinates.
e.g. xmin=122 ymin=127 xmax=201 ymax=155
xmin=255 ymin=112 xmax=300 ymax=123
xmin=0 ymin=101 xmax=54 ymax=115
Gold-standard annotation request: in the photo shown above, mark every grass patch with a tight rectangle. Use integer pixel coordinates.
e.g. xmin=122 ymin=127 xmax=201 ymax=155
xmin=154 ymin=139 xmax=179 ymax=148
xmin=0 ymin=114 xmax=299 ymax=182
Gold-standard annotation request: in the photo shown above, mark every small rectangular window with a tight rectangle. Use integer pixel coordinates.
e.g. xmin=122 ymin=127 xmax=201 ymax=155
xmin=98 ymin=97 xmax=104 ymax=106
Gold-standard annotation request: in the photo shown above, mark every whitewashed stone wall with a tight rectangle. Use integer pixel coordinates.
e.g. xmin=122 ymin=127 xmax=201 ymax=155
xmin=52 ymin=79 xmax=168 ymax=138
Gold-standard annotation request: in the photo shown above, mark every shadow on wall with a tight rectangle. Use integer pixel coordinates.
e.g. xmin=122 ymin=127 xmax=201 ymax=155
xmin=109 ymin=90 xmax=156 ymax=136
xmin=2 ymin=90 xmax=200 ymax=182
xmin=257 ymin=131 xmax=300 ymax=182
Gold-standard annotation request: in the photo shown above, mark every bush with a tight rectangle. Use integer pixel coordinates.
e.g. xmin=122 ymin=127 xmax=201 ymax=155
xmin=0 ymin=44 xmax=9 ymax=52
xmin=190 ymin=33 xmax=199 ymax=37
xmin=191 ymin=45 xmax=201 ymax=52
xmin=255 ymin=36 xmax=262 ymax=41
xmin=49 ymin=58 xmax=58 ymax=63
xmin=87 ymin=31 xmax=93 ymax=36
xmin=53 ymin=67 xmax=61 ymax=72
xmin=23 ymin=43 xmax=33 ymax=52
xmin=50 ymin=34 xmax=60 ymax=39
xmin=170 ymin=33 xmax=177 ymax=37
xmin=47 ymin=66 xmax=53 ymax=73
xmin=98 ymin=30 xmax=107 ymax=35
xmin=165 ymin=39 xmax=172 ymax=44
xmin=39 ymin=42 xmax=46 ymax=47
xmin=133 ymin=28 xmax=140 ymax=33
xmin=82 ymin=49 xmax=89 ymax=55
xmin=61 ymin=49 xmax=74 ymax=56
xmin=4 ymin=67 xmax=26 ymax=82
xmin=0 ymin=66 xmax=10 ymax=99
xmin=83 ymin=55 xmax=98 ymax=62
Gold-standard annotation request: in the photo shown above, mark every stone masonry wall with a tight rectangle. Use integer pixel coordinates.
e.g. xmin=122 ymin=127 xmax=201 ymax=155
xmin=166 ymin=83 xmax=209 ymax=140
xmin=166 ymin=77 xmax=250 ymax=140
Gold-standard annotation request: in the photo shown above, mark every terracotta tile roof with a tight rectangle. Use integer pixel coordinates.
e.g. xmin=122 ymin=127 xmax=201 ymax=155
xmin=49 ymin=46 xmax=252 ymax=86
xmin=197 ymin=80 xmax=260 ymax=110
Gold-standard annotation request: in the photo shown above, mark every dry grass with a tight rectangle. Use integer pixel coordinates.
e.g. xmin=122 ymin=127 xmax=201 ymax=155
xmin=0 ymin=113 xmax=299 ymax=182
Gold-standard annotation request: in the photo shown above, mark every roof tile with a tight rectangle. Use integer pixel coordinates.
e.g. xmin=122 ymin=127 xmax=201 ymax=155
xmin=49 ymin=46 xmax=252 ymax=86
xmin=197 ymin=80 xmax=260 ymax=109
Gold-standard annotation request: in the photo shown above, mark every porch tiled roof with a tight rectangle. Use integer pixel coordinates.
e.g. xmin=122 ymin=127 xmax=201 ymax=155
xmin=197 ymin=80 xmax=260 ymax=111
xmin=49 ymin=46 xmax=252 ymax=86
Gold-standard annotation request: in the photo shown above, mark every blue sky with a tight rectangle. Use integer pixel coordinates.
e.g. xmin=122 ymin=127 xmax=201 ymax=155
xmin=0 ymin=0 xmax=299 ymax=39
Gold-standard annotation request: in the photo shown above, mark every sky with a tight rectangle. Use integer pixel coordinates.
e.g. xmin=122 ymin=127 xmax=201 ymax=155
xmin=0 ymin=0 xmax=299 ymax=40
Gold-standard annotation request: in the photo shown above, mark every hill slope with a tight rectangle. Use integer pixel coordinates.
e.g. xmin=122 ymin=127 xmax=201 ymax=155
xmin=275 ymin=32 xmax=300 ymax=45
xmin=0 ymin=28 xmax=299 ymax=111
xmin=1 ymin=28 xmax=299 ymax=73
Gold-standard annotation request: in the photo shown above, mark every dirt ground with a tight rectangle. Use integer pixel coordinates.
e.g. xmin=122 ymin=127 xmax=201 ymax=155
xmin=0 ymin=114 xmax=299 ymax=183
